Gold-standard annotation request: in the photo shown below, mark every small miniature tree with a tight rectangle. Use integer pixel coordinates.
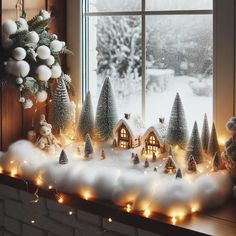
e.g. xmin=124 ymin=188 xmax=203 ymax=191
xmin=112 ymin=139 xmax=117 ymax=148
xmin=154 ymin=167 xmax=157 ymax=172
xmin=78 ymin=91 xmax=94 ymax=140
xmin=131 ymin=152 xmax=135 ymax=159
xmin=168 ymin=145 xmax=174 ymax=157
xmin=208 ymin=123 xmax=220 ymax=156
xmin=141 ymin=147 xmax=145 ymax=156
xmin=133 ymin=154 xmax=140 ymax=164
xmin=100 ymin=149 xmax=106 ymax=160
xmin=166 ymin=93 xmax=188 ymax=148
xmin=187 ymin=155 xmax=197 ymax=172
xmin=59 ymin=150 xmax=68 ymax=164
xmin=84 ymin=133 xmax=93 ymax=157
xmin=152 ymin=152 xmax=157 ymax=162
xmin=144 ymin=158 xmax=149 ymax=168
xmin=186 ymin=121 xmax=203 ymax=164
xmin=95 ymin=77 xmax=118 ymax=141
xmin=212 ymin=152 xmax=221 ymax=171
xmin=201 ymin=113 xmax=210 ymax=153
xmin=176 ymin=168 xmax=183 ymax=179
xmin=51 ymin=78 xmax=71 ymax=132
xmin=164 ymin=156 xmax=177 ymax=174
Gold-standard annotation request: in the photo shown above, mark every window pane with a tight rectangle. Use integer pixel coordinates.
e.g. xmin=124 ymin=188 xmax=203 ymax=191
xmin=88 ymin=16 xmax=142 ymax=117
xmin=88 ymin=0 xmax=141 ymax=12
xmin=146 ymin=0 xmax=212 ymax=11
xmin=145 ymin=15 xmax=213 ymax=129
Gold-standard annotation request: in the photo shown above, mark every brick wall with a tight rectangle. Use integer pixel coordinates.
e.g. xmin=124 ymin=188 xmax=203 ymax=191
xmin=0 ymin=184 xmax=159 ymax=236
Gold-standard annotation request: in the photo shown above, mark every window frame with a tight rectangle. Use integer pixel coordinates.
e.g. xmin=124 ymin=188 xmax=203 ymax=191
xmin=66 ymin=0 xmax=236 ymax=142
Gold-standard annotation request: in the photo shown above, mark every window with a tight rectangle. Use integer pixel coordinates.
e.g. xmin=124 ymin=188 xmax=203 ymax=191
xmin=149 ymin=135 xmax=156 ymax=145
xmin=120 ymin=128 xmax=128 ymax=139
xmin=82 ymin=0 xmax=213 ymax=129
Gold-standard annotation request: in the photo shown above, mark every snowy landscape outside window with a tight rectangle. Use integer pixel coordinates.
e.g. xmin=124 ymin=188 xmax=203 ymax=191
xmin=82 ymin=0 xmax=213 ymax=129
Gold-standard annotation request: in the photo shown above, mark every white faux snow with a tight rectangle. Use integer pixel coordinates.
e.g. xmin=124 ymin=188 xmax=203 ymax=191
xmin=0 ymin=140 xmax=232 ymax=217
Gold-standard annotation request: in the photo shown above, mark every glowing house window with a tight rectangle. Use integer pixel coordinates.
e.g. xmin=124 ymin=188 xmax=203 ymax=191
xmin=149 ymin=135 xmax=156 ymax=145
xmin=120 ymin=128 xmax=127 ymax=139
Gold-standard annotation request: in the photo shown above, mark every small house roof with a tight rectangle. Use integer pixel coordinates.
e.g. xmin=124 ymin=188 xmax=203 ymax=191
xmin=114 ymin=115 xmax=146 ymax=138
xmin=143 ymin=121 xmax=167 ymax=144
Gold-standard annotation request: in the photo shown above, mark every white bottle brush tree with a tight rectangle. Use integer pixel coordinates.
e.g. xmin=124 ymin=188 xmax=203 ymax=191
xmin=166 ymin=93 xmax=188 ymax=148
xmin=2 ymin=10 xmax=73 ymax=109
xmin=186 ymin=121 xmax=203 ymax=164
xmin=95 ymin=77 xmax=118 ymax=141
xmin=78 ymin=91 xmax=94 ymax=140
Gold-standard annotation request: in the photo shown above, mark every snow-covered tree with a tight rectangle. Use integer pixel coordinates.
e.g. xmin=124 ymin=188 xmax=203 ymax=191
xmin=78 ymin=91 xmax=94 ymax=140
xmin=212 ymin=152 xmax=221 ymax=171
xmin=186 ymin=121 xmax=203 ymax=164
xmin=208 ymin=123 xmax=220 ymax=156
xmin=176 ymin=168 xmax=183 ymax=179
xmin=164 ymin=156 xmax=177 ymax=174
xmin=84 ymin=134 xmax=93 ymax=156
xmin=51 ymin=78 xmax=71 ymax=132
xmin=201 ymin=113 xmax=210 ymax=153
xmin=133 ymin=154 xmax=140 ymax=164
xmin=166 ymin=93 xmax=188 ymax=148
xmin=95 ymin=77 xmax=118 ymax=141
xmin=144 ymin=158 xmax=149 ymax=168
xmin=187 ymin=155 xmax=197 ymax=172
xmin=59 ymin=150 xmax=68 ymax=164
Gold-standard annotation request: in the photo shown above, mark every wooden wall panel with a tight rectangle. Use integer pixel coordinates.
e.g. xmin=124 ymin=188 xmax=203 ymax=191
xmin=1 ymin=0 xmax=67 ymax=150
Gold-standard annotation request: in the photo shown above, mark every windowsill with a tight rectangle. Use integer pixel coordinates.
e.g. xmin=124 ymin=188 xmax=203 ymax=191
xmin=0 ymin=173 xmax=235 ymax=236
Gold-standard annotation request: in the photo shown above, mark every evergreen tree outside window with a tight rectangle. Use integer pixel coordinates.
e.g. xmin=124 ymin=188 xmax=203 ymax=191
xmin=83 ymin=0 xmax=213 ymax=128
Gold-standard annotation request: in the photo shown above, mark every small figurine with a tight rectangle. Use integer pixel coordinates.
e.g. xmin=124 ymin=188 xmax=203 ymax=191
xmin=100 ymin=149 xmax=106 ymax=160
xmin=133 ymin=154 xmax=140 ymax=165
xmin=144 ymin=158 xmax=149 ymax=168
xmin=35 ymin=114 xmax=59 ymax=153
xmin=152 ymin=152 xmax=157 ymax=162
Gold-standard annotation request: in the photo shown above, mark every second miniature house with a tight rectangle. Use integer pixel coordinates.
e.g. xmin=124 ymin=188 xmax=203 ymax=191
xmin=142 ymin=118 xmax=167 ymax=154
xmin=114 ymin=114 xmax=146 ymax=149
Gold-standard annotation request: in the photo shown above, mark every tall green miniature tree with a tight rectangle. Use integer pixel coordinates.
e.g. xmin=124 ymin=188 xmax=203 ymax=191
xmin=95 ymin=77 xmax=118 ymax=141
xmin=201 ymin=113 xmax=210 ymax=153
xmin=166 ymin=93 xmax=188 ymax=148
xmin=52 ymin=78 xmax=71 ymax=132
xmin=59 ymin=150 xmax=68 ymax=164
xmin=78 ymin=91 xmax=94 ymax=140
xmin=208 ymin=123 xmax=220 ymax=156
xmin=212 ymin=152 xmax=221 ymax=171
xmin=84 ymin=133 xmax=93 ymax=156
xmin=176 ymin=168 xmax=183 ymax=179
xmin=186 ymin=121 xmax=203 ymax=164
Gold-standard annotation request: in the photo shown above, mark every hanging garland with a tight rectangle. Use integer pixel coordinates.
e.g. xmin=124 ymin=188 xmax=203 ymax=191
xmin=2 ymin=10 xmax=73 ymax=109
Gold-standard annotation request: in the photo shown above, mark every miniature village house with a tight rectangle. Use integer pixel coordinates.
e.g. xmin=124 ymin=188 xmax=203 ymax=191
xmin=143 ymin=118 xmax=167 ymax=154
xmin=114 ymin=113 xmax=146 ymax=149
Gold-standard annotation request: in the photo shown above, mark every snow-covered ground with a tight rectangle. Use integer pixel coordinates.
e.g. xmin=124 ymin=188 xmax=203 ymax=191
xmin=0 ymin=140 xmax=232 ymax=218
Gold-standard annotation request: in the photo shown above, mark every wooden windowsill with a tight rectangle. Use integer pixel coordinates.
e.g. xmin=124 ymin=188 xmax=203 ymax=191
xmin=0 ymin=173 xmax=235 ymax=236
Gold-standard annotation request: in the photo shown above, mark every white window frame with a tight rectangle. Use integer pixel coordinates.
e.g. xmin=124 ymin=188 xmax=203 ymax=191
xmin=67 ymin=0 xmax=236 ymax=142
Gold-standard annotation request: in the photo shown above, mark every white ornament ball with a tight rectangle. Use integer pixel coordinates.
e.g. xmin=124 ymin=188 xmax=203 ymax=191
xmin=36 ymin=90 xmax=48 ymax=103
xmin=51 ymin=65 xmax=62 ymax=78
xmin=16 ymin=77 xmax=23 ymax=85
xmin=2 ymin=38 xmax=14 ymax=49
xmin=15 ymin=61 xmax=30 ymax=77
xmin=19 ymin=97 xmax=26 ymax=103
xmin=41 ymin=10 xmax=51 ymax=20
xmin=51 ymin=34 xmax=58 ymax=40
xmin=5 ymin=59 xmax=17 ymax=74
xmin=37 ymin=46 xmax=51 ymax=60
xmin=46 ymin=55 xmax=55 ymax=66
xmin=23 ymin=99 xmax=33 ymax=109
xmin=17 ymin=18 xmax=28 ymax=31
xmin=37 ymin=16 xmax=44 ymax=21
xmin=61 ymin=41 xmax=66 ymax=47
xmin=36 ymin=65 xmax=52 ymax=82
xmin=12 ymin=47 xmax=27 ymax=61
xmin=26 ymin=31 xmax=39 ymax=44
xmin=50 ymin=40 xmax=63 ymax=52
xmin=2 ymin=20 xmax=17 ymax=35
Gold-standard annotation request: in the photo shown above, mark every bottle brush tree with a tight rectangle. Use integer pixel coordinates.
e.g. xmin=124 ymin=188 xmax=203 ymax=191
xmin=166 ymin=93 xmax=188 ymax=148
xmin=84 ymin=133 xmax=93 ymax=157
xmin=201 ymin=113 xmax=210 ymax=153
xmin=208 ymin=123 xmax=220 ymax=156
xmin=78 ymin=91 xmax=94 ymax=140
xmin=186 ymin=121 xmax=203 ymax=164
xmin=95 ymin=77 xmax=118 ymax=141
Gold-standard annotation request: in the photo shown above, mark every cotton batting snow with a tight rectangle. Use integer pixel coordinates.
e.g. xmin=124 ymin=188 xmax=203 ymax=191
xmin=0 ymin=140 xmax=232 ymax=217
